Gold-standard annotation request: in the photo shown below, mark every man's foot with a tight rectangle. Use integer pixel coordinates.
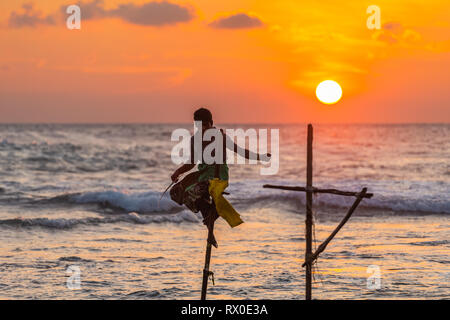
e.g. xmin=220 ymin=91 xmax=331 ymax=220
xmin=207 ymin=231 xmax=218 ymax=248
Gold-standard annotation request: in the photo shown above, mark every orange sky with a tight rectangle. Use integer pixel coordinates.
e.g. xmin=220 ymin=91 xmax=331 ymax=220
xmin=0 ymin=0 xmax=449 ymax=123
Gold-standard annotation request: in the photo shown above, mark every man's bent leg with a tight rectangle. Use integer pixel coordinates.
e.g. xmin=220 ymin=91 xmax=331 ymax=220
xmin=197 ymin=199 xmax=219 ymax=248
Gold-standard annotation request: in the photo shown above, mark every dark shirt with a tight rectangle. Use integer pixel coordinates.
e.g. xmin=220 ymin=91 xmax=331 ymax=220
xmin=190 ymin=127 xmax=227 ymax=164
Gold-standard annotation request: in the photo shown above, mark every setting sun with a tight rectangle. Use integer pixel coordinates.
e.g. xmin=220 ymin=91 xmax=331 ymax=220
xmin=316 ymin=80 xmax=343 ymax=105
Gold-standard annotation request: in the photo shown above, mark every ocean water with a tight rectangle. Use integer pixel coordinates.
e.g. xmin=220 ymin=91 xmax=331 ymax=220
xmin=0 ymin=123 xmax=448 ymax=299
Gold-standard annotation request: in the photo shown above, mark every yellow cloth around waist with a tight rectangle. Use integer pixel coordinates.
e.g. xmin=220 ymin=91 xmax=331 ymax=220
xmin=208 ymin=179 xmax=243 ymax=228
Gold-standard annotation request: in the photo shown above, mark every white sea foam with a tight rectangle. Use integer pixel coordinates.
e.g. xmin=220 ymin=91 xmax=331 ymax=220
xmin=71 ymin=191 xmax=181 ymax=213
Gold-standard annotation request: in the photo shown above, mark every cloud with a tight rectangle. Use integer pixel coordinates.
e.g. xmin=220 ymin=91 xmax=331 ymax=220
xmin=64 ymin=0 xmax=194 ymax=26
xmin=209 ymin=13 xmax=263 ymax=29
xmin=8 ymin=1 xmax=194 ymax=28
xmin=72 ymin=0 xmax=106 ymax=20
xmin=8 ymin=3 xmax=55 ymax=28
xmin=373 ymin=22 xmax=422 ymax=45
xmin=110 ymin=2 xmax=193 ymax=26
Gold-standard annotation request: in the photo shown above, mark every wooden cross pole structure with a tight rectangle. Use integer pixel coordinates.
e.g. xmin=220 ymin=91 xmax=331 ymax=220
xmin=263 ymin=124 xmax=373 ymax=300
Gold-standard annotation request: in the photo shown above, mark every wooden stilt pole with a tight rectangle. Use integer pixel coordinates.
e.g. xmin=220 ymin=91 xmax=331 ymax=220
xmin=305 ymin=124 xmax=313 ymax=300
xmin=201 ymin=223 xmax=215 ymax=300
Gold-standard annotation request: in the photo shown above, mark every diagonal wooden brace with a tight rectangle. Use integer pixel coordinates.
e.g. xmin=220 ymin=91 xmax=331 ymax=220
xmin=302 ymin=188 xmax=368 ymax=267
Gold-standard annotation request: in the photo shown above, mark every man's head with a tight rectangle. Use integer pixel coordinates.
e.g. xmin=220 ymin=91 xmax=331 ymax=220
xmin=194 ymin=108 xmax=213 ymax=130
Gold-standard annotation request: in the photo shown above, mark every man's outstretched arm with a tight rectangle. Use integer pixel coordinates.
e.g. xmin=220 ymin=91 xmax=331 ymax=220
xmin=225 ymin=134 xmax=271 ymax=161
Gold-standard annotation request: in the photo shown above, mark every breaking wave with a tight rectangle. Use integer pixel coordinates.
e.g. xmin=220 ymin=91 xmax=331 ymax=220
xmin=2 ymin=181 xmax=449 ymax=218
xmin=229 ymin=180 xmax=450 ymax=214
xmin=70 ymin=191 xmax=181 ymax=214
xmin=237 ymin=191 xmax=450 ymax=214
xmin=0 ymin=211 xmax=198 ymax=230
xmin=31 ymin=190 xmax=183 ymax=214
